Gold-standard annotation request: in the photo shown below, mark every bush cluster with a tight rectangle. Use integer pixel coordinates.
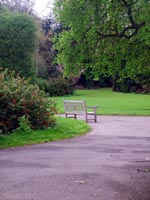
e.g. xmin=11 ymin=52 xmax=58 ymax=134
xmin=116 ymin=80 xmax=150 ymax=94
xmin=46 ymin=76 xmax=74 ymax=96
xmin=34 ymin=77 xmax=74 ymax=97
xmin=33 ymin=78 xmax=48 ymax=91
xmin=116 ymin=78 xmax=141 ymax=93
xmin=0 ymin=69 xmax=57 ymax=134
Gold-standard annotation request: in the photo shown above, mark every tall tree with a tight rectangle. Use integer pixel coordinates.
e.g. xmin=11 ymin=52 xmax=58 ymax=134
xmin=0 ymin=0 xmax=34 ymax=14
xmin=0 ymin=7 xmax=37 ymax=77
xmin=36 ymin=16 xmax=62 ymax=79
xmin=54 ymin=0 xmax=150 ymax=89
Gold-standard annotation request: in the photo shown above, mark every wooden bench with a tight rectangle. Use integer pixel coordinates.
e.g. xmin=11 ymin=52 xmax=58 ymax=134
xmin=63 ymin=100 xmax=98 ymax=122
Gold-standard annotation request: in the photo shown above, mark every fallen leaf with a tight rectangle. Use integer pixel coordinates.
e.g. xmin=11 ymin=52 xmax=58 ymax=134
xmin=75 ymin=180 xmax=86 ymax=184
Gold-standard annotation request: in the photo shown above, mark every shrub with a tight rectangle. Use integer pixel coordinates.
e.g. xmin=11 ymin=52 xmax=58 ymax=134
xmin=46 ymin=76 xmax=74 ymax=96
xmin=32 ymin=78 xmax=49 ymax=91
xmin=117 ymin=78 xmax=140 ymax=93
xmin=14 ymin=115 xmax=33 ymax=134
xmin=0 ymin=69 xmax=57 ymax=134
xmin=143 ymin=84 xmax=150 ymax=94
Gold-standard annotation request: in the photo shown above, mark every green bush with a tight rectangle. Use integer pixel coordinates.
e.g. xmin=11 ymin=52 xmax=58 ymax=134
xmin=117 ymin=78 xmax=140 ymax=93
xmin=46 ymin=76 xmax=74 ymax=96
xmin=14 ymin=115 xmax=33 ymax=134
xmin=0 ymin=69 xmax=57 ymax=134
xmin=32 ymin=78 xmax=49 ymax=91
xmin=0 ymin=10 xmax=36 ymax=78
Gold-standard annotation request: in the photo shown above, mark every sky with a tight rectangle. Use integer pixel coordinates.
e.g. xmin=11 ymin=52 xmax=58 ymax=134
xmin=34 ymin=0 xmax=54 ymax=18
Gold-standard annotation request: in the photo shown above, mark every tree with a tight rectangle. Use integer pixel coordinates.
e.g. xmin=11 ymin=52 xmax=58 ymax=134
xmin=0 ymin=0 xmax=34 ymax=14
xmin=0 ymin=7 xmax=37 ymax=77
xmin=54 ymin=0 xmax=150 ymax=90
xmin=36 ymin=16 xmax=62 ymax=79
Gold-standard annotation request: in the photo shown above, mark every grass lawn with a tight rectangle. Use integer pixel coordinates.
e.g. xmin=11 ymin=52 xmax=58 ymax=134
xmin=0 ymin=117 xmax=91 ymax=149
xmin=52 ymin=88 xmax=150 ymax=116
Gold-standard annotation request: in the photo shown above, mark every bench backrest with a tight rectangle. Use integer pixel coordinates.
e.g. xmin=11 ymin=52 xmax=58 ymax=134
xmin=64 ymin=100 xmax=87 ymax=114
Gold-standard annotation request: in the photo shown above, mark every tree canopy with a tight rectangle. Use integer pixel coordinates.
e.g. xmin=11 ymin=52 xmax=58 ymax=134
xmin=0 ymin=0 xmax=34 ymax=14
xmin=0 ymin=5 xmax=36 ymax=77
xmin=54 ymin=0 xmax=150 ymax=88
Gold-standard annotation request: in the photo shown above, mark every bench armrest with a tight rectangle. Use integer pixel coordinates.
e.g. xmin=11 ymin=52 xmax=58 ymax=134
xmin=87 ymin=106 xmax=98 ymax=113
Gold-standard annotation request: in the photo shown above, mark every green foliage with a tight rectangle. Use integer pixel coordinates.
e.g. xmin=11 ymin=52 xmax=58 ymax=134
xmin=33 ymin=78 xmax=49 ymax=91
xmin=54 ymin=0 xmax=150 ymax=88
xmin=0 ymin=3 xmax=6 ymax=11
xmin=117 ymin=78 xmax=140 ymax=93
xmin=37 ymin=32 xmax=57 ymax=79
xmin=0 ymin=0 xmax=34 ymax=14
xmin=32 ymin=77 xmax=74 ymax=97
xmin=14 ymin=115 xmax=33 ymax=134
xmin=46 ymin=76 xmax=74 ymax=96
xmin=0 ymin=69 xmax=57 ymax=133
xmin=37 ymin=17 xmax=62 ymax=80
xmin=0 ymin=8 xmax=36 ymax=78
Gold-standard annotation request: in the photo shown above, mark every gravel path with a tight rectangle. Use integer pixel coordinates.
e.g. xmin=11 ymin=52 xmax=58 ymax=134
xmin=0 ymin=116 xmax=150 ymax=200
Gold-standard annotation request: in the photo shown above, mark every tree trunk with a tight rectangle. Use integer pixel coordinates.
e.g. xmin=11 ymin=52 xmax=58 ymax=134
xmin=112 ymin=74 xmax=118 ymax=91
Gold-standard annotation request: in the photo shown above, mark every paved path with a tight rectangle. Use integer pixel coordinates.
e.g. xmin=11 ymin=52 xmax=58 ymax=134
xmin=0 ymin=116 xmax=150 ymax=200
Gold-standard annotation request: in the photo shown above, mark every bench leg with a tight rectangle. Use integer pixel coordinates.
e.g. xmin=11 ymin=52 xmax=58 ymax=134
xmin=86 ymin=114 xmax=97 ymax=122
xmin=86 ymin=114 xmax=88 ymax=123
xmin=94 ymin=114 xmax=97 ymax=123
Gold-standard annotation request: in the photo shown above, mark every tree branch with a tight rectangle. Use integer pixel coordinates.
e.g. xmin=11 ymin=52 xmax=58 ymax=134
xmin=97 ymin=0 xmax=145 ymax=40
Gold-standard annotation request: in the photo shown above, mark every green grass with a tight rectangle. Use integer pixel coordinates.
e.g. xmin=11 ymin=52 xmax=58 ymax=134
xmin=52 ymin=88 xmax=150 ymax=116
xmin=0 ymin=117 xmax=91 ymax=149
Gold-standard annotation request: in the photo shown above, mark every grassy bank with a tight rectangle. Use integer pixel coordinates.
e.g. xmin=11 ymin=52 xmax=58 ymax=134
xmin=52 ymin=88 xmax=150 ymax=116
xmin=0 ymin=117 xmax=91 ymax=149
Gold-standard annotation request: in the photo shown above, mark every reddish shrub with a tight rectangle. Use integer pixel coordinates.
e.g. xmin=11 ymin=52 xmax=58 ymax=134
xmin=0 ymin=69 xmax=57 ymax=133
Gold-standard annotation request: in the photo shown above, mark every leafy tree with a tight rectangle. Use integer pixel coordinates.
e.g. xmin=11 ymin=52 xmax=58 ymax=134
xmin=37 ymin=16 xmax=62 ymax=79
xmin=54 ymin=0 xmax=150 ymax=90
xmin=0 ymin=8 xmax=37 ymax=77
xmin=0 ymin=0 xmax=34 ymax=14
